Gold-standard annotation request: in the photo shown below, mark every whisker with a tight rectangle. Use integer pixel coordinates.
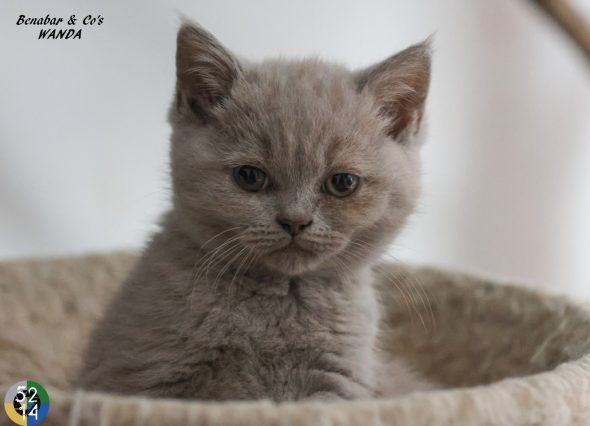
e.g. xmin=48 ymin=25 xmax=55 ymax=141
xmin=208 ymin=243 xmax=245 ymax=293
xmin=341 ymin=239 xmax=427 ymax=329
xmin=226 ymin=245 xmax=264 ymax=301
xmin=346 ymin=238 xmax=427 ymax=314
xmin=229 ymin=247 xmax=253 ymax=289
xmin=212 ymin=246 xmax=249 ymax=291
xmin=201 ymin=226 xmax=246 ymax=249
xmin=332 ymin=254 xmax=356 ymax=280
xmin=190 ymin=226 xmax=245 ymax=284
xmin=382 ymin=252 xmax=435 ymax=329
xmin=194 ymin=234 xmax=245 ymax=284
xmin=376 ymin=266 xmax=428 ymax=331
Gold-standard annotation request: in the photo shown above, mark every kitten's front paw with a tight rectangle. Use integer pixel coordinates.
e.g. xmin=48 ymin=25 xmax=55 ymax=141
xmin=306 ymin=391 xmax=346 ymax=401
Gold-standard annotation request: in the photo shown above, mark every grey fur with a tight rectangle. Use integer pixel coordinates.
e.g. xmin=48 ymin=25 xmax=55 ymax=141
xmin=77 ymin=23 xmax=431 ymax=401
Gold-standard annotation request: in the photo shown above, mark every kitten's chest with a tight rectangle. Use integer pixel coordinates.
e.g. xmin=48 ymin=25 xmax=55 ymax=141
xmin=194 ymin=276 xmax=378 ymax=354
xmin=180 ymin=274 xmax=380 ymax=399
xmin=227 ymin=284 xmax=331 ymax=344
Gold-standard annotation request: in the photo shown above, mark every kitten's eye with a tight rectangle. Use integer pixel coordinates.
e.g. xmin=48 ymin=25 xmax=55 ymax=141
xmin=323 ymin=173 xmax=360 ymax=197
xmin=233 ymin=166 xmax=267 ymax=192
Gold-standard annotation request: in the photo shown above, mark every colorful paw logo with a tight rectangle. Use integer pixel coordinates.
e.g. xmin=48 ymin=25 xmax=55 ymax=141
xmin=4 ymin=381 xmax=49 ymax=425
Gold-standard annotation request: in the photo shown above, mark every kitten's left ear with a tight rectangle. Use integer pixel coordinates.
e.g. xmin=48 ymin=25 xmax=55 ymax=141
xmin=356 ymin=39 xmax=432 ymax=143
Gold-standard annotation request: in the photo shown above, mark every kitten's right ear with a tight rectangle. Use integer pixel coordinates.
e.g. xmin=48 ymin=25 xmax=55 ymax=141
xmin=175 ymin=23 xmax=241 ymax=121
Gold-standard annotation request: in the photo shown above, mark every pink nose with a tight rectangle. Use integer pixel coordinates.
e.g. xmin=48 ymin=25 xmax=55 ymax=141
xmin=276 ymin=216 xmax=313 ymax=236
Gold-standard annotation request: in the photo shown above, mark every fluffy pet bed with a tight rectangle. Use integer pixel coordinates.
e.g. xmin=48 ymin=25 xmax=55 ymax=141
xmin=1 ymin=252 xmax=589 ymax=426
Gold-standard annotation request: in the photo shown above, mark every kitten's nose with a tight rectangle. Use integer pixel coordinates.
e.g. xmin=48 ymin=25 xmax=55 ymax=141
xmin=276 ymin=215 xmax=313 ymax=237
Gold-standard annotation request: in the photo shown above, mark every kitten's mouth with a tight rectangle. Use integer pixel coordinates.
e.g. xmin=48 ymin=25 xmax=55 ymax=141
xmin=287 ymin=240 xmax=315 ymax=255
xmin=270 ymin=239 xmax=315 ymax=256
xmin=260 ymin=240 xmax=322 ymax=275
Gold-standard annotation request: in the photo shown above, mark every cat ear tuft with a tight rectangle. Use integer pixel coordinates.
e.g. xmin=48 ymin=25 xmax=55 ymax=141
xmin=175 ymin=23 xmax=241 ymax=121
xmin=356 ymin=38 xmax=432 ymax=143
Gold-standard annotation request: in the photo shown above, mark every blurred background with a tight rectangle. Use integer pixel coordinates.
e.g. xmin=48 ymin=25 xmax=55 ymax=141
xmin=1 ymin=0 xmax=589 ymax=298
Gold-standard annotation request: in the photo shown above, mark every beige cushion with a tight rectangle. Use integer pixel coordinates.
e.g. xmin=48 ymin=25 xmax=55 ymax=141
xmin=1 ymin=252 xmax=589 ymax=425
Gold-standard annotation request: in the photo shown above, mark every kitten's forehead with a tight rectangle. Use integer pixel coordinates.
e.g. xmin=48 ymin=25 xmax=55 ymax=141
xmin=215 ymin=59 xmax=387 ymax=182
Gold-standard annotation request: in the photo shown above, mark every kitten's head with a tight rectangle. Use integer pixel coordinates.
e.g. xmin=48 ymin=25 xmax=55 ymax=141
xmin=169 ymin=24 xmax=431 ymax=276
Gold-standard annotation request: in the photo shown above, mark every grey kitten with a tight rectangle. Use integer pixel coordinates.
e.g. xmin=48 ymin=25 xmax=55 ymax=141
xmin=77 ymin=23 xmax=431 ymax=401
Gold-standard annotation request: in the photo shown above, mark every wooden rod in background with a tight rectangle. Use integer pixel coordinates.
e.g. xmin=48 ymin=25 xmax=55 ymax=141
xmin=531 ymin=0 xmax=590 ymax=62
